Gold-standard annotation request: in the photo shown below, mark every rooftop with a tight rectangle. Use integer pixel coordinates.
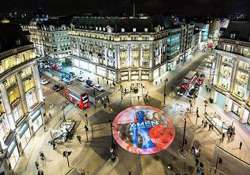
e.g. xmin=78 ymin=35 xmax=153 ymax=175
xmin=222 ymin=21 xmax=250 ymax=42
xmin=0 ymin=23 xmax=31 ymax=53
xmin=71 ymin=16 xmax=178 ymax=33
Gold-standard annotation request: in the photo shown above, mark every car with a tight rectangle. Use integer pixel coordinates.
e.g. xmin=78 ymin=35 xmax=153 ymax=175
xmin=177 ymin=87 xmax=186 ymax=96
xmin=40 ymin=79 xmax=49 ymax=85
xmin=77 ymin=76 xmax=85 ymax=82
xmin=187 ymin=88 xmax=198 ymax=98
xmin=62 ymin=78 xmax=73 ymax=85
xmin=85 ymin=80 xmax=94 ymax=87
xmin=94 ymin=84 xmax=105 ymax=92
xmin=52 ymin=84 xmax=63 ymax=92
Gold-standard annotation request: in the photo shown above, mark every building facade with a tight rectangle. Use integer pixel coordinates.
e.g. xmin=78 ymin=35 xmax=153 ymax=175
xmin=23 ymin=16 xmax=197 ymax=82
xmin=0 ymin=24 xmax=44 ymax=173
xmin=212 ymin=21 xmax=250 ymax=125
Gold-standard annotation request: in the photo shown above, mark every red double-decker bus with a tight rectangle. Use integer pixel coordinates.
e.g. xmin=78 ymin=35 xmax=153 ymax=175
xmin=64 ymin=85 xmax=89 ymax=110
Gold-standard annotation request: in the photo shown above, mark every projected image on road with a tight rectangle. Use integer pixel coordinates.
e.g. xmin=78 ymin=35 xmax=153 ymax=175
xmin=112 ymin=106 xmax=175 ymax=155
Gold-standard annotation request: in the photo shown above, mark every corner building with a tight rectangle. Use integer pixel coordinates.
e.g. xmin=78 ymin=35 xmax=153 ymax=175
xmin=0 ymin=23 xmax=44 ymax=173
xmin=212 ymin=21 xmax=250 ymax=125
xmin=22 ymin=16 xmax=198 ymax=82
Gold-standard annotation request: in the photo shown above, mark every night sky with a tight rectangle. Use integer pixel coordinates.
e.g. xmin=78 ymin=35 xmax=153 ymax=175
xmin=1 ymin=0 xmax=250 ymax=17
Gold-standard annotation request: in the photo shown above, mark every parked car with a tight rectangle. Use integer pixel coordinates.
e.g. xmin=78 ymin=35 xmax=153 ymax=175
xmin=52 ymin=84 xmax=63 ymax=92
xmin=94 ymin=84 xmax=105 ymax=92
xmin=85 ymin=80 xmax=94 ymax=87
xmin=77 ymin=76 xmax=85 ymax=82
xmin=40 ymin=79 xmax=49 ymax=85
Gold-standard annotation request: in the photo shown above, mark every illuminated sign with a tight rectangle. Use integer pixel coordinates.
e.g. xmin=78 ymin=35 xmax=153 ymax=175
xmin=112 ymin=106 xmax=175 ymax=155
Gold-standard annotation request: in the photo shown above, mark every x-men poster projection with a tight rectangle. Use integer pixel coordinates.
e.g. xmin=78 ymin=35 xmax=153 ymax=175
xmin=112 ymin=106 xmax=175 ymax=154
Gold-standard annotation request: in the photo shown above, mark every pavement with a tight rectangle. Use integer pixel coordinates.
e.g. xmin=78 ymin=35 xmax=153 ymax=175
xmin=13 ymin=50 xmax=250 ymax=175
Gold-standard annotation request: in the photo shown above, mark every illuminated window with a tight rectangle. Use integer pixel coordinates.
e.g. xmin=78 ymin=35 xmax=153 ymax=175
xmin=21 ymin=67 xmax=32 ymax=79
xmin=5 ymin=76 xmax=17 ymax=89
xmin=23 ymin=78 xmax=35 ymax=92
xmin=8 ymin=87 xmax=20 ymax=104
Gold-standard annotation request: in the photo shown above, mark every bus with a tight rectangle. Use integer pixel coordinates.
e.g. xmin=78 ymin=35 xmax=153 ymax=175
xmin=64 ymin=85 xmax=89 ymax=110
xmin=177 ymin=71 xmax=198 ymax=95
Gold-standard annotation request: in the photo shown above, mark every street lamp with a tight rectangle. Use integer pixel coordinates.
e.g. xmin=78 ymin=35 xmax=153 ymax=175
xmin=181 ymin=111 xmax=187 ymax=153
xmin=163 ymin=78 xmax=168 ymax=105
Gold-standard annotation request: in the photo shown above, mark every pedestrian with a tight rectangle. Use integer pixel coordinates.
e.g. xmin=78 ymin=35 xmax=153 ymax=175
xmin=49 ymin=113 xmax=52 ymax=119
xmin=239 ymin=141 xmax=243 ymax=150
xmin=52 ymin=141 xmax=56 ymax=150
xmin=195 ymin=158 xmax=199 ymax=166
xmin=35 ymin=161 xmax=39 ymax=170
xmin=201 ymin=119 xmax=204 ymax=127
xmin=76 ymin=135 xmax=81 ymax=144
xmin=221 ymin=133 xmax=225 ymax=142
xmin=40 ymin=152 xmax=45 ymax=161
xmin=137 ymin=96 xmax=140 ymax=101
xmin=196 ymin=107 xmax=199 ymax=115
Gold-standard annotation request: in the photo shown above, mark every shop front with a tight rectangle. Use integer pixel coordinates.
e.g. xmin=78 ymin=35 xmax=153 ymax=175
xmin=25 ymin=89 xmax=38 ymax=110
xmin=29 ymin=109 xmax=43 ymax=133
xmin=17 ymin=121 xmax=31 ymax=150
xmin=4 ymin=132 xmax=19 ymax=170
xmin=231 ymin=102 xmax=242 ymax=119
xmin=214 ymin=91 xmax=226 ymax=109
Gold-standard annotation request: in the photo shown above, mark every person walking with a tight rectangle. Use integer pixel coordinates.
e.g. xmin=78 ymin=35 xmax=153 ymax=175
xmin=76 ymin=135 xmax=82 ymax=144
xmin=40 ymin=152 xmax=45 ymax=161
xmin=221 ymin=133 xmax=225 ymax=143
xmin=35 ymin=161 xmax=39 ymax=170
xmin=239 ymin=141 xmax=243 ymax=150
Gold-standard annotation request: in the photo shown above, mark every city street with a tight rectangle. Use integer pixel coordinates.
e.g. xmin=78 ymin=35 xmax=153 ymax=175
xmin=14 ymin=50 xmax=250 ymax=175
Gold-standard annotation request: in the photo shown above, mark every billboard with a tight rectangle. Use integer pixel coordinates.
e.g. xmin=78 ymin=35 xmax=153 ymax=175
xmin=112 ymin=106 xmax=175 ymax=155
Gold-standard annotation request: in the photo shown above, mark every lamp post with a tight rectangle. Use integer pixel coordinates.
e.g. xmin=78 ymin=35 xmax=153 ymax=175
xmin=181 ymin=112 xmax=187 ymax=153
xmin=163 ymin=78 xmax=168 ymax=105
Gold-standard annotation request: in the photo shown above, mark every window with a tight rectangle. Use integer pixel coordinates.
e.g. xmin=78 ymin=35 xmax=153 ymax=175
xmin=8 ymin=87 xmax=20 ymax=104
xmin=23 ymin=78 xmax=35 ymax=92
xmin=230 ymin=33 xmax=236 ymax=39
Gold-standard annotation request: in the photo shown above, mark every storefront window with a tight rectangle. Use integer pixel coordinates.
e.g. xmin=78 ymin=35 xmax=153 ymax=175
xmin=131 ymin=48 xmax=139 ymax=67
xmin=233 ymin=84 xmax=246 ymax=98
xmin=142 ymin=48 xmax=150 ymax=67
xmin=8 ymin=87 xmax=20 ymax=104
xmin=26 ymin=90 xmax=37 ymax=109
xmin=218 ymin=65 xmax=232 ymax=90
xmin=13 ymin=103 xmax=23 ymax=122
xmin=0 ymin=114 xmax=10 ymax=140
xmin=120 ymin=49 xmax=128 ymax=68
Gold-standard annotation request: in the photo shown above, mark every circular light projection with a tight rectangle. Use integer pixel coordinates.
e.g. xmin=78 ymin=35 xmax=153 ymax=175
xmin=112 ymin=106 xmax=175 ymax=155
